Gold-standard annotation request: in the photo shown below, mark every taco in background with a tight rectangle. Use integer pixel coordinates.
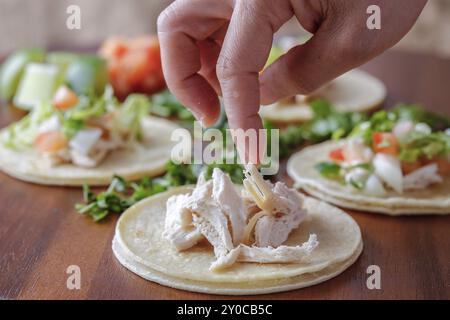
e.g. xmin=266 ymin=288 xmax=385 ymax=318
xmin=0 ymin=86 xmax=182 ymax=186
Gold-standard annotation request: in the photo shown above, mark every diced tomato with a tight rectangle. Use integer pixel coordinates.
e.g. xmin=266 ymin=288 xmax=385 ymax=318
xmin=99 ymin=36 xmax=166 ymax=99
xmin=53 ymin=86 xmax=78 ymax=110
xmin=34 ymin=131 xmax=68 ymax=153
xmin=113 ymin=43 xmax=128 ymax=59
xmin=401 ymin=160 xmax=422 ymax=175
xmin=329 ymin=148 xmax=345 ymax=162
xmin=373 ymin=132 xmax=398 ymax=155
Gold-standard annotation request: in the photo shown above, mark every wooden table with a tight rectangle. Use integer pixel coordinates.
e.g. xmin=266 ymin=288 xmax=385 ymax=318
xmin=0 ymin=50 xmax=449 ymax=300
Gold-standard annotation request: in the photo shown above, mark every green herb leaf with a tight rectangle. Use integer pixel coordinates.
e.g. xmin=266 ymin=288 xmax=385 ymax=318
xmin=399 ymin=131 xmax=450 ymax=162
xmin=314 ymin=162 xmax=342 ymax=179
xmin=75 ymin=160 xmax=246 ymax=222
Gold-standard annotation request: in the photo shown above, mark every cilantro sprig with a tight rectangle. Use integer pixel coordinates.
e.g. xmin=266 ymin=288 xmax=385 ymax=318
xmin=349 ymin=104 xmax=450 ymax=145
xmin=75 ymin=161 xmax=245 ymax=221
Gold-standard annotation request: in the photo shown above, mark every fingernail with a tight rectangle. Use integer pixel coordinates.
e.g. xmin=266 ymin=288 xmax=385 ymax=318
xmin=190 ymin=110 xmax=207 ymax=127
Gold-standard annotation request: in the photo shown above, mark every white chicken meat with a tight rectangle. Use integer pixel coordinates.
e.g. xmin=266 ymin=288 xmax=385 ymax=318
xmin=403 ymin=163 xmax=443 ymax=190
xmin=163 ymin=193 xmax=203 ymax=251
xmin=164 ymin=166 xmax=317 ymax=271
xmin=211 ymin=169 xmax=247 ymax=245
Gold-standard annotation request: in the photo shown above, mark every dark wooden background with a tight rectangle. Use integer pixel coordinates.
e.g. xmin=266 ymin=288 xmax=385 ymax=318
xmin=0 ymin=50 xmax=449 ymax=300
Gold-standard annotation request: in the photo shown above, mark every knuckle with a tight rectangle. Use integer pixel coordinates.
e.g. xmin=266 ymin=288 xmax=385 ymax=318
xmin=216 ymin=54 xmax=239 ymax=81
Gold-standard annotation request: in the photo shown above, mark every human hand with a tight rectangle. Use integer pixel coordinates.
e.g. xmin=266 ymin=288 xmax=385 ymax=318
xmin=158 ymin=0 xmax=427 ymax=163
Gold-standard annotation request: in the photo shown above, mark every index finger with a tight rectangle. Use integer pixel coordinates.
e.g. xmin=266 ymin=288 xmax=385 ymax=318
xmin=217 ymin=0 xmax=291 ymax=163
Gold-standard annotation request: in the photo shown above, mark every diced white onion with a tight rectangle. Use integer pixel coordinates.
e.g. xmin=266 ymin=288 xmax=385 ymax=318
xmin=363 ymin=174 xmax=387 ymax=197
xmin=373 ymin=153 xmax=403 ymax=194
xmin=38 ymin=115 xmax=61 ymax=134
xmin=393 ymin=120 xmax=414 ymax=139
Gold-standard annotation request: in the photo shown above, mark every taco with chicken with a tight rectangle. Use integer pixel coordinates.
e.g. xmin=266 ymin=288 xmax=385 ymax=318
xmin=113 ymin=165 xmax=362 ymax=295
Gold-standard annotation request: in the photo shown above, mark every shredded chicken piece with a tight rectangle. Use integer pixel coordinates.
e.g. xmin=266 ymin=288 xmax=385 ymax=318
xmin=212 ymin=169 xmax=247 ymax=245
xmin=163 ymin=194 xmax=203 ymax=251
xmin=242 ymin=165 xmax=309 ymax=247
xmin=242 ymin=210 xmax=268 ymax=245
xmin=254 ymin=182 xmax=308 ymax=247
xmin=210 ymin=234 xmax=318 ymax=271
xmin=164 ymin=166 xmax=318 ymax=271
xmin=186 ymin=177 xmax=234 ymax=256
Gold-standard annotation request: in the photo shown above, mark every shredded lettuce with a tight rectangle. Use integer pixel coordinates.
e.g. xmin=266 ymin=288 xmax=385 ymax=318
xmin=269 ymin=99 xmax=367 ymax=157
xmin=393 ymin=104 xmax=450 ymax=131
xmin=112 ymin=94 xmax=150 ymax=141
xmin=64 ymin=95 xmax=107 ymax=121
xmin=1 ymin=101 xmax=56 ymax=149
xmin=349 ymin=104 xmax=450 ymax=146
xmin=62 ymin=118 xmax=85 ymax=139
xmin=303 ymin=100 xmax=367 ymax=142
xmin=399 ymin=131 xmax=450 ymax=162
xmin=2 ymin=87 xmax=150 ymax=150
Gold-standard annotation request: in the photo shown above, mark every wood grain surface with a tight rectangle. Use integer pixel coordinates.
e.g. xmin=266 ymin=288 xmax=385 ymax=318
xmin=0 ymin=50 xmax=449 ymax=300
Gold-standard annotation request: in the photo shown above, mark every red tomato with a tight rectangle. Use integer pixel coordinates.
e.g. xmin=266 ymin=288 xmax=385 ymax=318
xmin=329 ymin=148 xmax=345 ymax=162
xmin=34 ymin=131 xmax=68 ymax=153
xmin=373 ymin=132 xmax=398 ymax=155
